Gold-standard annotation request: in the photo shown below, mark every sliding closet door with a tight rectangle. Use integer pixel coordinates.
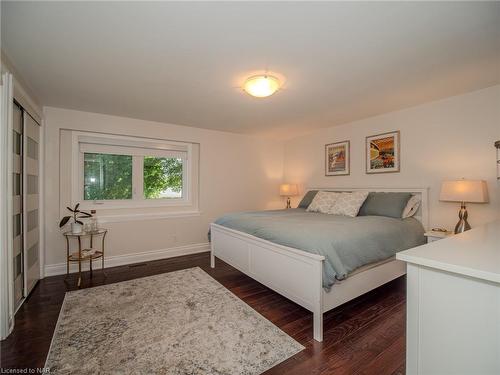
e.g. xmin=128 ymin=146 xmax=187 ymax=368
xmin=23 ymin=113 xmax=40 ymax=295
xmin=12 ymin=104 xmax=23 ymax=308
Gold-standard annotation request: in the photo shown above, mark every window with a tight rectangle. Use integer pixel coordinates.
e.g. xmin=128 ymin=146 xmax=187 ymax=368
xmin=84 ymin=153 xmax=133 ymax=200
xmin=72 ymin=132 xmax=197 ymax=211
xmin=143 ymin=156 xmax=183 ymax=199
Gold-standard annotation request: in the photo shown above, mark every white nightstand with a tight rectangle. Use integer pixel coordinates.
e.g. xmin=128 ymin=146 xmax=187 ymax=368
xmin=424 ymin=230 xmax=454 ymax=243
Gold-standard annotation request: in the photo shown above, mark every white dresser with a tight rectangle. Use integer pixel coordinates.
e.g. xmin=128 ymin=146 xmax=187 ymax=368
xmin=397 ymin=221 xmax=500 ymax=375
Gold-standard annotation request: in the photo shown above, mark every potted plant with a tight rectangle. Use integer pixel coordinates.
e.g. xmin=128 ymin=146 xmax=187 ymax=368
xmin=59 ymin=203 xmax=93 ymax=234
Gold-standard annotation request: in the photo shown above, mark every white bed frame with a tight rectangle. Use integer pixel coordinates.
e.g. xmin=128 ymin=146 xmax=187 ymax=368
xmin=210 ymin=187 xmax=428 ymax=342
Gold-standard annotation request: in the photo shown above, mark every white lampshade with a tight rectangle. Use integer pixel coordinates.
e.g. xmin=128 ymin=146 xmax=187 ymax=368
xmin=279 ymin=184 xmax=298 ymax=196
xmin=440 ymin=180 xmax=489 ymax=203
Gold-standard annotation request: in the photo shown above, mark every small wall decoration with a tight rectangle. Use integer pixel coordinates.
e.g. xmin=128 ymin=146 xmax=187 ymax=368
xmin=366 ymin=131 xmax=400 ymax=173
xmin=325 ymin=140 xmax=350 ymax=176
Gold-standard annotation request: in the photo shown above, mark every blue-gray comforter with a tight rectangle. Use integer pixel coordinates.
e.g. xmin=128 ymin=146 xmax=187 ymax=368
xmin=214 ymin=209 xmax=425 ymax=288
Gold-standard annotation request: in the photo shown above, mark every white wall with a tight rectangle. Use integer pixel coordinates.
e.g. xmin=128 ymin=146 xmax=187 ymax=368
xmin=284 ymin=85 xmax=500 ymax=230
xmin=44 ymin=107 xmax=284 ymax=272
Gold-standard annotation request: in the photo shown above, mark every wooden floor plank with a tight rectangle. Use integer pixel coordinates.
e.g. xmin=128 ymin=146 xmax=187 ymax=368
xmin=358 ymin=335 xmax=406 ymax=375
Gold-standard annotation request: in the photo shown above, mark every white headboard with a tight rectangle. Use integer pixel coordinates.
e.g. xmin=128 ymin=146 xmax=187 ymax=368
xmin=306 ymin=187 xmax=429 ymax=230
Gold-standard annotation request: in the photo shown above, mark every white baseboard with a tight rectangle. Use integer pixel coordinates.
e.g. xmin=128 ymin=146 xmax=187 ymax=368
xmin=44 ymin=242 xmax=210 ymax=277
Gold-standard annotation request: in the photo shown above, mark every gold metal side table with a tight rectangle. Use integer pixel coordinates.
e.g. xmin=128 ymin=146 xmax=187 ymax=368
xmin=63 ymin=229 xmax=107 ymax=287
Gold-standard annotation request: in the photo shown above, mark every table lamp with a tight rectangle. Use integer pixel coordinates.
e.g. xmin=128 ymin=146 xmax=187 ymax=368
xmin=439 ymin=179 xmax=489 ymax=233
xmin=280 ymin=184 xmax=298 ymax=209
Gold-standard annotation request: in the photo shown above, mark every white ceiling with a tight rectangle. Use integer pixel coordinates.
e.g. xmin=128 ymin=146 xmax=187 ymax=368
xmin=2 ymin=1 xmax=500 ymax=139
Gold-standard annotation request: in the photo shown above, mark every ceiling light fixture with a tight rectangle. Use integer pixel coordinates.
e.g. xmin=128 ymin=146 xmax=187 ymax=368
xmin=243 ymin=75 xmax=281 ymax=98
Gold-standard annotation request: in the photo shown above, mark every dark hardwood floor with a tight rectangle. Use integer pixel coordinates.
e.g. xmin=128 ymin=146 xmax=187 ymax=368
xmin=0 ymin=252 xmax=406 ymax=374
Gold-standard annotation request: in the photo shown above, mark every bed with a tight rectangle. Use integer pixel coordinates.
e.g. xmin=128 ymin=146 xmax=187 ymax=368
xmin=210 ymin=187 xmax=429 ymax=342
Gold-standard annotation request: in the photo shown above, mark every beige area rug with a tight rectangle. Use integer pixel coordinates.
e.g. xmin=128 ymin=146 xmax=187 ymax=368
xmin=45 ymin=267 xmax=304 ymax=374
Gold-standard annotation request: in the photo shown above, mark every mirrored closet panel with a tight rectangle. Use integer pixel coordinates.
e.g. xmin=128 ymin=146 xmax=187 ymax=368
xmin=12 ymin=100 xmax=41 ymax=310
xmin=12 ymin=103 xmax=23 ymax=308
xmin=24 ymin=113 xmax=40 ymax=294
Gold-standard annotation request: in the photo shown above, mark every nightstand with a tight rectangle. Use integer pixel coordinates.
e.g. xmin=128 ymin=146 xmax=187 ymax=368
xmin=63 ymin=229 xmax=107 ymax=287
xmin=424 ymin=230 xmax=454 ymax=243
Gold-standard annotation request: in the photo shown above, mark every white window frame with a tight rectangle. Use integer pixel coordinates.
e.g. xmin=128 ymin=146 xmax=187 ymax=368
xmin=71 ymin=131 xmax=194 ymax=210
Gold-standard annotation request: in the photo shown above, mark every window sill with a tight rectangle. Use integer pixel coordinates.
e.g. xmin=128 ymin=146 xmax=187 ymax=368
xmin=78 ymin=199 xmax=192 ymax=211
xmin=97 ymin=210 xmax=202 ymax=224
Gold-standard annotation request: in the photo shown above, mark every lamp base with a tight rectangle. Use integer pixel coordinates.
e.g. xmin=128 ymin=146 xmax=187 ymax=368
xmin=286 ymin=197 xmax=291 ymax=209
xmin=454 ymin=203 xmax=471 ymax=234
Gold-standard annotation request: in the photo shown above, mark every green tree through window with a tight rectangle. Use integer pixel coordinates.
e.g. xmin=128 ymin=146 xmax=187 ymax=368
xmin=84 ymin=153 xmax=133 ymax=200
xmin=144 ymin=157 xmax=183 ymax=199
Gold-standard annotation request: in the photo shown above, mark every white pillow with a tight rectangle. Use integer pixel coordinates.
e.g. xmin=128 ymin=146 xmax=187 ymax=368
xmin=402 ymin=195 xmax=421 ymax=219
xmin=328 ymin=191 xmax=369 ymax=217
xmin=306 ymin=191 xmax=340 ymax=214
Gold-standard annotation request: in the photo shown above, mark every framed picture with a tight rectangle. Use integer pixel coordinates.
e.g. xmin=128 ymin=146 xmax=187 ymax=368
xmin=325 ymin=140 xmax=350 ymax=176
xmin=366 ymin=131 xmax=400 ymax=173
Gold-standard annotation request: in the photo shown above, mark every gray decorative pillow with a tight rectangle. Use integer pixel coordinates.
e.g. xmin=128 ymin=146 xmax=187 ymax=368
xmin=328 ymin=191 xmax=369 ymax=217
xmin=307 ymin=191 xmax=340 ymax=213
xmin=358 ymin=192 xmax=412 ymax=218
xmin=298 ymin=190 xmax=318 ymax=209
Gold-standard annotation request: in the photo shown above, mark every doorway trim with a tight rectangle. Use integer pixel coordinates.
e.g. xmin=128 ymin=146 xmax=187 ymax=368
xmin=1 ymin=72 xmax=15 ymax=340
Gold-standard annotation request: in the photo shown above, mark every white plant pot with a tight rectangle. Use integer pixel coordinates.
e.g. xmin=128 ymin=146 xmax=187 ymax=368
xmin=71 ymin=222 xmax=83 ymax=234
